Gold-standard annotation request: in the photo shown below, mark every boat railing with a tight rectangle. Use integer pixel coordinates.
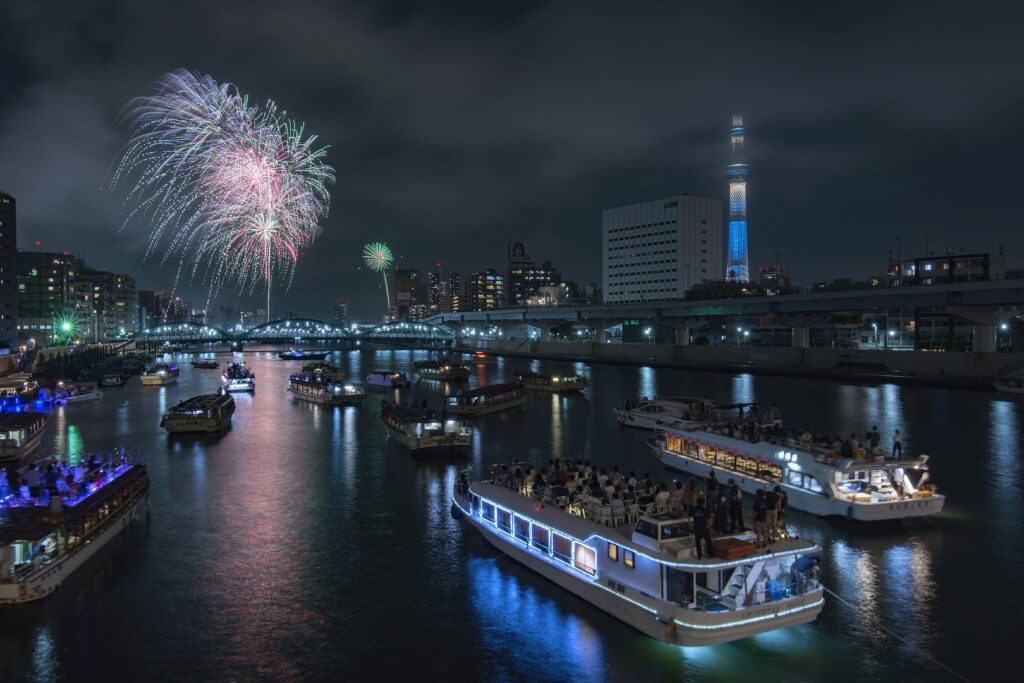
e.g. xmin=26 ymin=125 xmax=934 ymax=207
xmin=0 ymin=449 xmax=145 ymax=510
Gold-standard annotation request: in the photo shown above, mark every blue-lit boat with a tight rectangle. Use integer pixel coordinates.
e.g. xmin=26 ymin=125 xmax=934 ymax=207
xmin=0 ymin=453 xmax=150 ymax=603
xmin=221 ymin=362 xmax=255 ymax=392
xmin=452 ymin=466 xmax=824 ymax=646
xmin=278 ymin=349 xmax=330 ymax=361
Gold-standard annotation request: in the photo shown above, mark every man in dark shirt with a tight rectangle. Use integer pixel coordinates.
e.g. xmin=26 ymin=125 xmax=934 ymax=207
xmin=765 ymin=487 xmax=780 ymax=543
xmin=752 ymin=489 xmax=769 ymax=547
xmin=691 ymin=497 xmax=714 ymax=559
xmin=728 ymin=481 xmax=745 ymax=532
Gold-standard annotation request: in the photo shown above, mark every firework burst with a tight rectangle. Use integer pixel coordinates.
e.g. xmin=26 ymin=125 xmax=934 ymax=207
xmin=362 ymin=242 xmax=394 ymax=313
xmin=111 ymin=69 xmax=334 ymax=319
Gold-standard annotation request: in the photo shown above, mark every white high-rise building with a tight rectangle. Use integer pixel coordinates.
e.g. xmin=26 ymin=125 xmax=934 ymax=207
xmin=602 ymin=195 xmax=722 ymax=304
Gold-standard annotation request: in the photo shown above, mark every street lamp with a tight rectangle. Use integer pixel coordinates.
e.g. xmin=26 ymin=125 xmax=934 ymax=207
xmin=871 ymin=322 xmax=878 ymax=349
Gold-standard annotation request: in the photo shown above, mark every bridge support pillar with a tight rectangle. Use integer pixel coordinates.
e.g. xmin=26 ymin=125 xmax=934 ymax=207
xmin=792 ymin=327 xmax=809 ymax=349
xmin=973 ymin=325 xmax=996 ymax=353
xmin=596 ymin=327 xmax=607 ymax=344
xmin=231 ymin=341 xmax=244 ymax=352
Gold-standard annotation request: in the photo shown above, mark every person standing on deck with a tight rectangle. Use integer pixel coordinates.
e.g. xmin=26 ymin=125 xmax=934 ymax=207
xmin=765 ymin=487 xmax=780 ymax=543
xmin=728 ymin=481 xmax=745 ymax=533
xmin=691 ymin=497 xmax=714 ymax=559
xmin=777 ymin=488 xmax=789 ymax=539
xmin=752 ymin=489 xmax=769 ymax=548
xmin=713 ymin=488 xmax=729 ymax=534
xmin=892 ymin=429 xmax=903 ymax=458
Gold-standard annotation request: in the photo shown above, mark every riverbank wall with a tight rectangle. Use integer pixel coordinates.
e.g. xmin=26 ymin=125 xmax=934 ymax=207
xmin=457 ymin=339 xmax=1024 ymax=389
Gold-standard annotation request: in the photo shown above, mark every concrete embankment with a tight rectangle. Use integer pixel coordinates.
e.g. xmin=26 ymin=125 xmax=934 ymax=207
xmin=457 ymin=339 xmax=1024 ymax=389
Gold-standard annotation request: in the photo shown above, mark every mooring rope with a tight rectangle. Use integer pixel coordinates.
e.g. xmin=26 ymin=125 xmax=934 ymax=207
xmin=822 ymin=586 xmax=970 ymax=682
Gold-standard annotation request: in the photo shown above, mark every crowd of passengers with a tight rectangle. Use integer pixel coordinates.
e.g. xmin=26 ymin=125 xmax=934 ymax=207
xmin=0 ymin=451 xmax=130 ymax=504
xmin=697 ymin=419 xmax=907 ymax=462
xmin=490 ymin=459 xmax=790 ymax=553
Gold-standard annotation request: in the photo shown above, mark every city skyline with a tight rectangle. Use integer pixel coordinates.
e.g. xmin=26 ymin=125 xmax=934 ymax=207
xmin=2 ymin=3 xmax=1024 ymax=319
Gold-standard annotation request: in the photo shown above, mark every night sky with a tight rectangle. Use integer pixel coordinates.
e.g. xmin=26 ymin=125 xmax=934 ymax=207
xmin=2 ymin=1 xmax=1022 ymax=320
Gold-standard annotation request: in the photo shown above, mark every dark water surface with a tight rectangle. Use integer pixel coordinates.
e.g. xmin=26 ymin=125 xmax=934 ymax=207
xmin=0 ymin=349 xmax=1018 ymax=681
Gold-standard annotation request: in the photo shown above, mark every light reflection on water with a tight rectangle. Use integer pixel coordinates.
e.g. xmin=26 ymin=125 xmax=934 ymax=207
xmin=638 ymin=366 xmax=656 ymax=397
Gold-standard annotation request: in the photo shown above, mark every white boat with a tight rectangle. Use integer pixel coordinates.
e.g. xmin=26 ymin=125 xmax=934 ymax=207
xmin=161 ymin=394 xmax=235 ymax=433
xmin=367 ymin=370 xmax=409 ymax=388
xmin=452 ymin=467 xmax=824 ymax=646
xmin=221 ymin=362 xmax=256 ymax=392
xmin=141 ymin=363 xmax=179 ymax=386
xmin=0 ymin=455 xmax=149 ymax=603
xmin=379 ymin=402 xmax=471 ymax=452
xmin=615 ymin=397 xmax=778 ymax=432
xmin=650 ymin=426 xmax=944 ymax=521
xmin=446 ymin=383 xmax=527 ymax=417
xmin=993 ymin=376 xmax=1024 ymax=394
xmin=288 ymin=373 xmax=365 ymax=406
xmin=56 ymin=382 xmax=102 ymax=404
xmin=515 ymin=372 xmax=588 ymax=392
xmin=0 ymin=413 xmax=47 ymax=469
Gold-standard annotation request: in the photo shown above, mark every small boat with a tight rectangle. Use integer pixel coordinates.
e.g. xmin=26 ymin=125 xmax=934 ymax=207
xmin=452 ymin=465 xmax=824 ymax=646
xmin=99 ymin=372 xmax=128 ymax=387
xmin=615 ymin=397 xmax=779 ymax=432
xmin=446 ymin=383 xmax=526 ymax=417
xmin=0 ymin=413 xmax=46 ymax=469
xmin=278 ymin=349 xmax=330 ymax=361
xmin=415 ymin=360 xmax=471 ymax=381
xmin=515 ymin=372 xmax=588 ymax=392
xmin=367 ymin=370 xmax=409 ymax=388
xmin=161 ymin=394 xmax=236 ymax=433
xmin=191 ymin=359 xmax=219 ymax=369
xmin=0 ymin=375 xmax=39 ymax=402
xmin=379 ymin=402 xmax=471 ymax=452
xmin=221 ymin=362 xmax=256 ymax=392
xmin=288 ymin=373 xmax=365 ymax=405
xmin=650 ymin=425 xmax=945 ymax=521
xmin=141 ymin=364 xmax=179 ymax=386
xmin=993 ymin=376 xmax=1024 ymax=394
xmin=51 ymin=381 xmax=102 ymax=405
xmin=0 ymin=453 xmax=149 ymax=604
xmin=301 ymin=361 xmax=345 ymax=382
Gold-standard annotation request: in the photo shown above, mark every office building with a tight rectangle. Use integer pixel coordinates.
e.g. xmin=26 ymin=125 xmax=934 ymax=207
xmin=0 ymin=191 xmax=16 ymax=346
xmin=506 ymin=242 xmax=562 ymax=305
xmin=333 ymin=298 xmax=350 ymax=327
xmin=447 ymin=272 xmax=461 ymax=312
xmin=888 ymin=251 xmax=1006 ymax=287
xmin=602 ymin=195 xmax=723 ymax=304
xmin=465 ymin=269 xmax=504 ymax=311
xmin=726 ymin=114 xmax=750 ymax=282
xmin=16 ymin=251 xmax=84 ymax=343
xmin=393 ymin=268 xmax=422 ymax=320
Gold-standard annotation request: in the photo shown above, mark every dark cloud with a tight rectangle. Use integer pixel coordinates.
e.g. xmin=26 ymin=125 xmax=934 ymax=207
xmin=1 ymin=0 xmax=1022 ymax=318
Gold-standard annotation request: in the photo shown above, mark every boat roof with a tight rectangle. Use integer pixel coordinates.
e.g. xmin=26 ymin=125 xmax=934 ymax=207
xmin=459 ymin=383 xmax=522 ymax=397
xmin=380 ymin=403 xmax=445 ymax=422
xmin=170 ymin=394 xmax=234 ymax=410
xmin=662 ymin=426 xmax=930 ymax=471
xmin=643 ymin=396 xmax=715 ymax=405
xmin=470 ymin=482 xmax=818 ymax=567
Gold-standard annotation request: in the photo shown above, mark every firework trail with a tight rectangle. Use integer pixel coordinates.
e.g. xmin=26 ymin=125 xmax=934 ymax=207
xmin=111 ymin=69 xmax=334 ymax=319
xmin=362 ymin=242 xmax=393 ymax=315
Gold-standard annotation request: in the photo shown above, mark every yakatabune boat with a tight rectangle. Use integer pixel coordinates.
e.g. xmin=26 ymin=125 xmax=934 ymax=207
xmin=515 ymin=372 xmax=588 ymax=392
xmin=446 ymin=383 xmax=526 ymax=417
xmin=0 ymin=453 xmax=150 ymax=603
xmin=452 ymin=465 xmax=824 ymax=646
xmin=379 ymin=402 xmax=471 ymax=452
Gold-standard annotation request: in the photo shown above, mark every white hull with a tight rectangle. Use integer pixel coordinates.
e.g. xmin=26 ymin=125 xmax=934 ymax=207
xmin=0 ymin=501 xmax=143 ymax=604
xmin=652 ymin=443 xmax=944 ymax=520
xmin=223 ymin=380 xmax=255 ymax=392
xmin=464 ymin=511 xmax=822 ymax=646
xmin=993 ymin=382 xmax=1024 ymax=394
xmin=141 ymin=375 xmax=177 ymax=386
xmin=289 ymin=389 xmax=364 ymax=405
xmin=60 ymin=391 xmax=103 ymax=404
xmin=380 ymin=419 xmax=470 ymax=452
xmin=614 ymin=408 xmax=702 ymax=431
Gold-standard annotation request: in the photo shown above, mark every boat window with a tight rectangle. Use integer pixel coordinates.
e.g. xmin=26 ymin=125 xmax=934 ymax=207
xmin=481 ymin=501 xmax=495 ymax=522
xmin=608 ymin=543 xmax=619 ymax=562
xmin=788 ymin=469 xmax=803 ymax=487
xmin=531 ymin=525 xmax=549 ymax=552
xmin=624 ymin=550 xmax=635 ymax=569
xmin=552 ymin=533 xmax=572 ymax=564
xmin=634 ymin=519 xmax=659 ymax=539
xmin=660 ymin=522 xmax=689 ymax=541
xmin=574 ymin=545 xmax=597 ymax=576
xmin=514 ymin=516 xmax=530 ymax=543
xmin=496 ymin=509 xmax=512 ymax=534
xmin=805 ymin=476 xmax=824 ymax=493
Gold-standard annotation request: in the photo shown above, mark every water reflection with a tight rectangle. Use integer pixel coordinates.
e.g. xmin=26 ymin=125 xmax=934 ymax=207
xmin=638 ymin=366 xmax=656 ymax=397
xmin=551 ymin=394 xmax=563 ymax=459
xmin=468 ymin=558 xmax=607 ymax=681
xmin=730 ymin=373 xmax=754 ymax=404
xmin=29 ymin=627 xmax=57 ymax=683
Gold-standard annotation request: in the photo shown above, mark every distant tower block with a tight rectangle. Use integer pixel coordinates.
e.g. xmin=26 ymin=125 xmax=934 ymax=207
xmin=726 ymin=114 xmax=749 ymax=283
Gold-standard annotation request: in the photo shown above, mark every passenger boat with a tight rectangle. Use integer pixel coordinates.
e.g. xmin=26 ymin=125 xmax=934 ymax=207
xmin=515 ymin=372 xmax=588 ymax=392
xmin=615 ymin=397 xmax=780 ymax=432
xmin=0 ymin=453 xmax=150 ymax=603
xmin=379 ymin=402 xmax=472 ymax=452
xmin=650 ymin=426 xmax=944 ymax=521
xmin=99 ymin=372 xmax=128 ymax=387
xmin=414 ymin=360 xmax=471 ymax=381
xmin=446 ymin=383 xmax=526 ymax=417
xmin=367 ymin=370 xmax=409 ymax=388
xmin=221 ymin=362 xmax=256 ymax=392
xmin=288 ymin=372 xmax=365 ymax=406
xmin=301 ymin=361 xmax=345 ymax=382
xmin=161 ymin=394 xmax=235 ymax=433
xmin=451 ymin=466 xmax=824 ymax=646
xmin=993 ymin=376 xmax=1024 ymax=394
xmin=278 ymin=349 xmax=330 ymax=361
xmin=50 ymin=381 xmax=102 ymax=405
xmin=0 ymin=375 xmax=39 ymax=403
xmin=191 ymin=359 xmax=219 ymax=369
xmin=0 ymin=414 xmax=47 ymax=468
xmin=140 ymin=364 xmax=179 ymax=386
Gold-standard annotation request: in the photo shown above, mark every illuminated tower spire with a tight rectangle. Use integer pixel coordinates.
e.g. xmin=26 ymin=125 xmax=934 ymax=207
xmin=726 ymin=114 xmax=749 ymax=283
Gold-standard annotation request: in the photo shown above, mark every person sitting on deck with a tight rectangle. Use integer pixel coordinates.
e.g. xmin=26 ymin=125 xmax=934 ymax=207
xmin=610 ymin=493 xmax=626 ymax=522
xmin=790 ymin=556 xmax=820 ymax=595
xmin=668 ymin=481 xmax=685 ymax=511
xmin=654 ymin=484 xmax=671 ymax=509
